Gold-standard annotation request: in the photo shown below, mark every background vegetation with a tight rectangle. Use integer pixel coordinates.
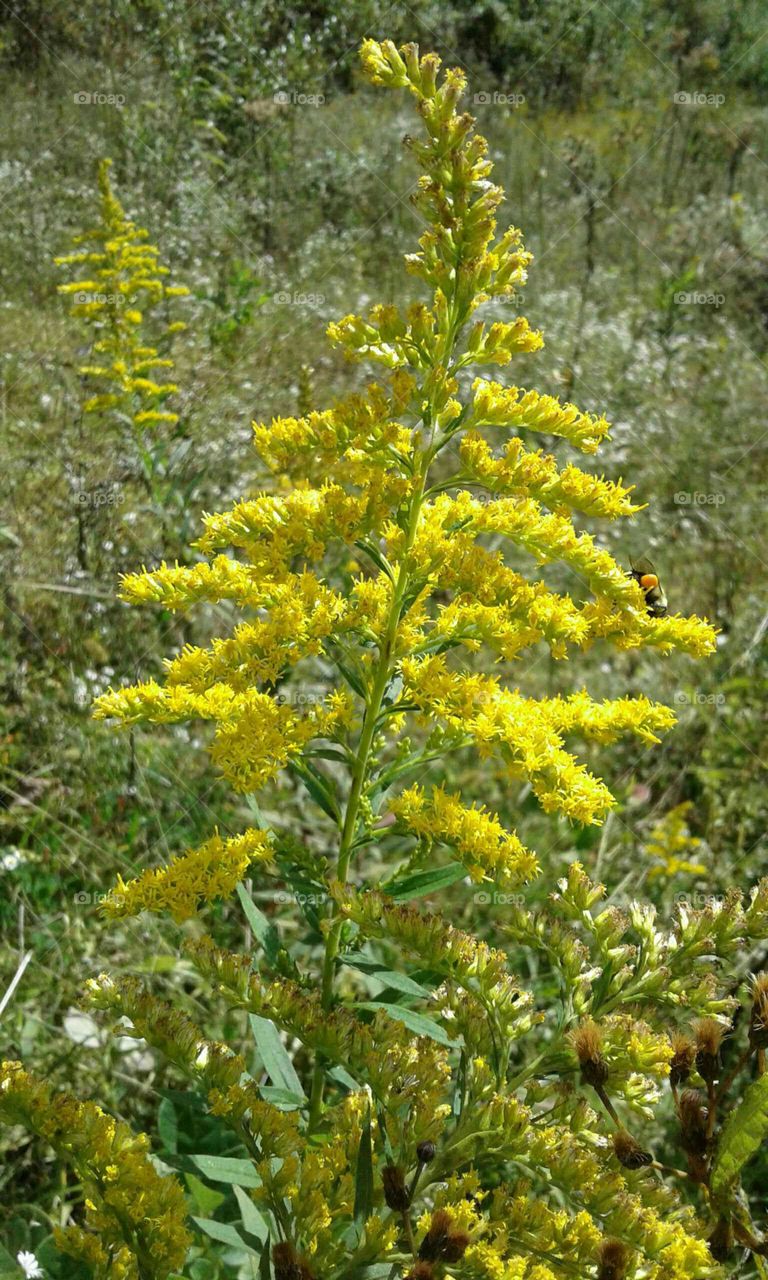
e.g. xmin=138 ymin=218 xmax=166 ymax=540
xmin=1 ymin=0 xmax=766 ymax=1271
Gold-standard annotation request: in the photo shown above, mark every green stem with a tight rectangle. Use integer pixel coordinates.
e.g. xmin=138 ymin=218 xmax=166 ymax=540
xmin=308 ymin=467 xmax=429 ymax=1127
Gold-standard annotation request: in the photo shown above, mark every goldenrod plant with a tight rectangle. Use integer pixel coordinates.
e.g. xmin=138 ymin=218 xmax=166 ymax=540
xmin=55 ymin=159 xmax=190 ymax=549
xmin=5 ymin=38 xmax=768 ymax=1280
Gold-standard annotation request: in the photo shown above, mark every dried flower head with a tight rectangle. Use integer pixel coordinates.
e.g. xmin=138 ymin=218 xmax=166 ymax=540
xmin=597 ymin=1238 xmax=631 ymax=1280
xmin=669 ymin=1032 xmax=696 ymax=1087
xmin=612 ymin=1129 xmax=653 ymax=1169
xmin=749 ymin=972 xmax=768 ymax=1049
xmin=572 ymin=1018 xmax=609 ymax=1087
xmin=382 ymin=1163 xmax=410 ymax=1211
xmin=693 ymin=1016 xmax=725 ymax=1082
xmin=419 ymin=1209 xmax=454 ymax=1261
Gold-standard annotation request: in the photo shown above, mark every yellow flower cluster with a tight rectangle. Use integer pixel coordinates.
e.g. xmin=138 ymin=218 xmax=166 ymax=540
xmin=103 ymin=827 xmax=272 ymax=921
xmin=390 ymin=784 xmax=538 ymax=885
xmin=644 ymin=801 xmax=707 ymax=880
xmin=95 ymin=678 xmax=352 ymax=793
xmin=401 ymin=656 xmax=674 ymax=824
xmin=459 ymin=430 xmax=641 ymax=519
xmin=194 ymin=480 xmax=409 ymax=573
xmin=0 ymin=1060 xmax=190 ymax=1279
xmin=252 ymin=382 xmax=413 ymax=485
xmin=35 ymin=39 xmax=727 ymax=1280
xmin=55 ymin=159 xmax=188 ymax=428
xmin=468 ymin=377 xmax=611 ymax=453
xmin=163 ymin=576 xmax=347 ymax=691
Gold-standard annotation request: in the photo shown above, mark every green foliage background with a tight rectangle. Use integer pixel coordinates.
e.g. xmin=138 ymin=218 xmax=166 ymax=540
xmin=0 ymin=0 xmax=766 ymax=1270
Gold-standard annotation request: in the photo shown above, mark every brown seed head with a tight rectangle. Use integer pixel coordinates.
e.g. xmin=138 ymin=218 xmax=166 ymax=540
xmin=750 ymin=972 xmax=768 ymax=1049
xmin=419 ymin=1209 xmax=453 ymax=1262
xmin=405 ymin=1266 xmax=434 ymax=1280
xmin=572 ymin=1019 xmax=609 ymax=1088
xmin=669 ymin=1032 xmax=696 ymax=1087
xmin=678 ymin=1088 xmax=709 ymax=1157
xmin=612 ymin=1129 xmax=653 ymax=1170
xmin=273 ymin=1244 xmax=303 ymax=1280
xmin=416 ymin=1139 xmax=436 ymax=1164
xmin=382 ymin=1163 xmax=410 ymax=1212
xmin=597 ymin=1238 xmax=630 ymax=1280
xmin=442 ymin=1233 xmax=470 ymax=1263
xmin=694 ymin=1017 xmax=725 ymax=1082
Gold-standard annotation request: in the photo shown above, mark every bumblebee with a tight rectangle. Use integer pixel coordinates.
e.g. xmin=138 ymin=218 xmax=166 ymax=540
xmin=630 ymin=556 xmax=668 ymax=617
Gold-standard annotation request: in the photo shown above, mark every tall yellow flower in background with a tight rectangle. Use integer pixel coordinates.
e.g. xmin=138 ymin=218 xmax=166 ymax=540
xmin=56 ymin=158 xmax=189 ymax=429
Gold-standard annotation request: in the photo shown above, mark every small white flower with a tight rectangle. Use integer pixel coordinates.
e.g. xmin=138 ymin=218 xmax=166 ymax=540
xmin=17 ymin=1252 xmax=44 ymax=1279
xmin=1 ymin=848 xmax=25 ymax=872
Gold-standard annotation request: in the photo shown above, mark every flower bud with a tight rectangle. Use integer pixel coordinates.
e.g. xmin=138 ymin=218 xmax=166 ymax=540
xmin=416 ymin=1140 xmax=436 ymax=1164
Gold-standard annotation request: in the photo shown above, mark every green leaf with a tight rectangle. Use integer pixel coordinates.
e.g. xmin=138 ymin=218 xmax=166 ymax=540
xmin=328 ymin=1064 xmax=360 ymax=1091
xmin=236 ymin=883 xmax=280 ymax=961
xmin=711 ymin=1071 xmax=768 ymax=1198
xmin=157 ymin=1096 xmax=178 ymax=1153
xmin=292 ymin=760 xmax=341 ymax=823
xmin=370 ymin=970 xmax=433 ymax=999
xmin=354 ymin=538 xmax=394 ymax=581
xmin=359 ymin=1002 xmax=459 ymax=1048
xmin=190 ymin=1154 xmax=262 ymax=1188
xmin=333 ymin=654 xmax=367 ymax=700
xmin=192 ymin=1216 xmax=257 ymax=1252
xmin=185 ymin=1171 xmax=226 ymax=1215
xmin=343 ymin=955 xmax=431 ymax=999
xmin=250 ymin=1014 xmax=306 ymax=1099
xmin=234 ymin=1184 xmax=269 ymax=1242
xmin=386 ymin=863 xmax=465 ymax=901
xmin=260 ymin=1085 xmax=306 ymax=1109
xmin=259 ymin=1230 xmax=272 ymax=1280
xmin=353 ymin=1105 xmax=373 ymax=1225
